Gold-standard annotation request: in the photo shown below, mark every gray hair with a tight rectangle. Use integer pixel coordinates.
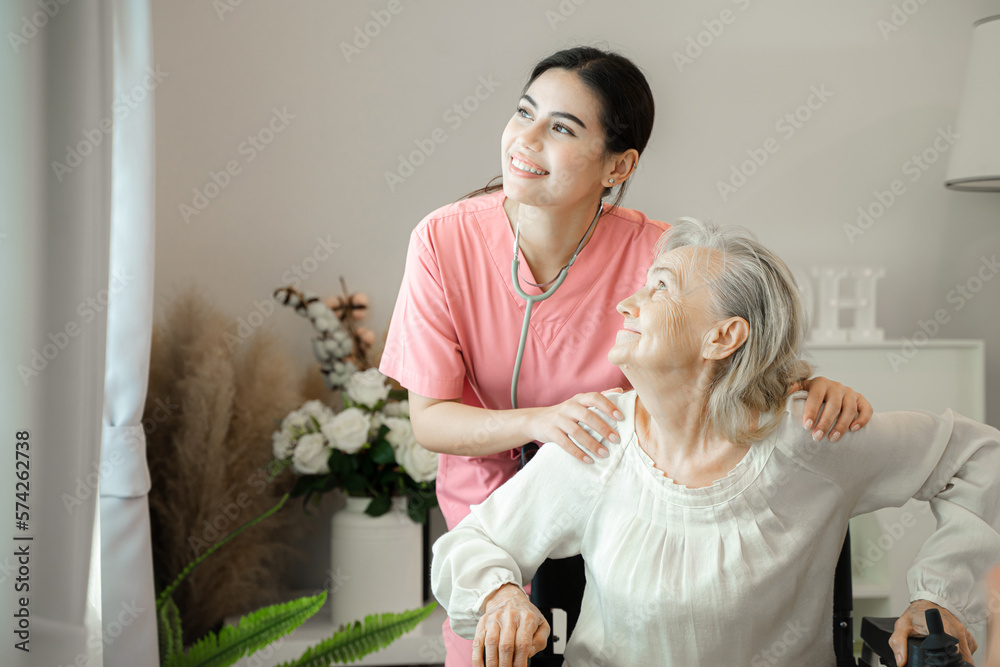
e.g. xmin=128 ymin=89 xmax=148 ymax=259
xmin=656 ymin=218 xmax=813 ymax=445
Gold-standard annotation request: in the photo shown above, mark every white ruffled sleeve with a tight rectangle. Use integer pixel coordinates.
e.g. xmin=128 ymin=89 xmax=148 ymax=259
xmin=430 ymin=430 xmax=621 ymax=639
xmin=901 ymin=411 xmax=1000 ymax=632
xmin=780 ymin=395 xmax=1000 ymax=632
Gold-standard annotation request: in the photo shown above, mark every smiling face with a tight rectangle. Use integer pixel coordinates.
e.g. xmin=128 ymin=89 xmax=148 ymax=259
xmin=609 ymin=246 xmax=723 ymax=375
xmin=500 ymin=68 xmax=614 ymax=208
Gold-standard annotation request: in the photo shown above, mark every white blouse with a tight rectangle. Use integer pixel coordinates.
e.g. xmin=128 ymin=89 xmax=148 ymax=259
xmin=431 ymin=390 xmax=1000 ymax=666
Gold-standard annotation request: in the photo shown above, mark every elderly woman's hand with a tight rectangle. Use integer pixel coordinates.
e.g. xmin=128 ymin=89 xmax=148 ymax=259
xmin=792 ymin=376 xmax=873 ymax=442
xmin=888 ymin=599 xmax=977 ymax=665
xmin=473 ymin=583 xmax=549 ymax=667
xmin=529 ymin=390 xmax=625 ymax=463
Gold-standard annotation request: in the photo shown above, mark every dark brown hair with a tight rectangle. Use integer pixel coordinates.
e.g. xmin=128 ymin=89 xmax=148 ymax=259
xmin=462 ymin=46 xmax=655 ymax=211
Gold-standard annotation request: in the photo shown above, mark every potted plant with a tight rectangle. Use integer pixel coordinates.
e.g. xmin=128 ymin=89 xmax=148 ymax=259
xmin=272 ymin=283 xmax=438 ymax=626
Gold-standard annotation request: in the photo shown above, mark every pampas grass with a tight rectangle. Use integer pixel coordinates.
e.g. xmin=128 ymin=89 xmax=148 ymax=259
xmin=145 ymin=288 xmax=313 ymax=643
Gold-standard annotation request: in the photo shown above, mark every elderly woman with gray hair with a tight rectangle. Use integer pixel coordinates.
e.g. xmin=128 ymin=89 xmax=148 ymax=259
xmin=431 ymin=219 xmax=1000 ymax=667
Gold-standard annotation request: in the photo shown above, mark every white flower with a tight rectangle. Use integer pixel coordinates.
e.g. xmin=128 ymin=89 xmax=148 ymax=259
xmin=398 ymin=442 xmax=437 ymax=483
xmin=272 ymin=430 xmax=295 ymax=460
xmin=306 ymin=301 xmax=329 ymax=320
xmin=325 ymin=329 xmax=353 ymax=357
xmin=322 ymin=360 xmax=357 ymax=390
xmin=321 ymin=407 xmax=370 ymax=454
xmin=369 ymin=412 xmax=385 ymax=439
xmin=312 ymin=338 xmax=333 ymax=362
xmin=313 ymin=327 xmax=354 ymax=361
xmin=313 ymin=313 xmax=340 ymax=334
xmin=382 ymin=400 xmax=409 ymax=418
xmin=292 ymin=433 xmax=332 ymax=474
xmin=383 ymin=417 xmax=437 ymax=483
xmin=381 ymin=416 xmax=411 ymax=447
xmin=281 ymin=409 xmax=311 ymax=434
xmin=345 ymin=368 xmax=390 ymax=409
xmin=298 ymin=400 xmax=335 ymax=427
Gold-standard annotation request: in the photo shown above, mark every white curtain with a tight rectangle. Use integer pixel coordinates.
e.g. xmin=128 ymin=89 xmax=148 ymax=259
xmin=100 ymin=0 xmax=159 ymax=665
xmin=1 ymin=1 xmax=158 ymax=665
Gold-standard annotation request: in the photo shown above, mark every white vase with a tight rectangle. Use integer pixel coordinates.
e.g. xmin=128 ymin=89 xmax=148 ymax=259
xmin=329 ymin=495 xmax=424 ymax=627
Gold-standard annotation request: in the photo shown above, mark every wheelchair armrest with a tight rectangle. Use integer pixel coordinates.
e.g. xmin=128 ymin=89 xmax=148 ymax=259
xmin=860 ymin=616 xmax=900 ymax=665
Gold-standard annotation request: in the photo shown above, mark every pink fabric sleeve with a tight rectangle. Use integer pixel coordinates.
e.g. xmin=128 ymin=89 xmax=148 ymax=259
xmin=380 ymin=226 xmax=466 ymax=400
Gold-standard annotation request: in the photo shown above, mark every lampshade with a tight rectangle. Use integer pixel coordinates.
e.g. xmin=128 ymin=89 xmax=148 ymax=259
xmin=945 ymin=15 xmax=1000 ymax=192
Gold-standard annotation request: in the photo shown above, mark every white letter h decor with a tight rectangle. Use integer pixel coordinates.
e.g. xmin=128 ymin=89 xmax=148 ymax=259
xmin=808 ymin=267 xmax=885 ymax=344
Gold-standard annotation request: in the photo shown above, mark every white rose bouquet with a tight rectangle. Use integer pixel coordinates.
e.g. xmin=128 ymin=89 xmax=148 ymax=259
xmin=271 ymin=283 xmax=437 ymax=523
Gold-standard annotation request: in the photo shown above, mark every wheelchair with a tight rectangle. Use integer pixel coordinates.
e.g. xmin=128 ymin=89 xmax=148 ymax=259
xmin=526 ymin=530 xmax=973 ymax=666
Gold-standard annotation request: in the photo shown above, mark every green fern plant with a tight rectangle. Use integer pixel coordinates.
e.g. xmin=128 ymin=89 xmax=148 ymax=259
xmin=156 ymin=491 xmax=437 ymax=667
xmin=276 ymin=606 xmax=437 ymax=667
xmin=164 ymin=594 xmax=326 ymax=667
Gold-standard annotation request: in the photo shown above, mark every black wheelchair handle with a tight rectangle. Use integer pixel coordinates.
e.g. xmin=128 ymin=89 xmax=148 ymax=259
xmin=861 ymin=608 xmax=973 ymax=667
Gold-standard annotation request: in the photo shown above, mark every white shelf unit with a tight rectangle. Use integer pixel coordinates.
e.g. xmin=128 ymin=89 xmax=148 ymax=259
xmin=806 ymin=339 xmax=986 ymax=654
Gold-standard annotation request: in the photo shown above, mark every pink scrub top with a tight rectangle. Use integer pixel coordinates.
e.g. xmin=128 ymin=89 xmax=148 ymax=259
xmin=380 ymin=190 xmax=668 ymax=529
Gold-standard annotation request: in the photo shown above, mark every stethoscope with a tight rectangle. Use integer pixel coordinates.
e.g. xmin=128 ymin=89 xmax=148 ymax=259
xmin=509 ymin=201 xmax=603 ymax=464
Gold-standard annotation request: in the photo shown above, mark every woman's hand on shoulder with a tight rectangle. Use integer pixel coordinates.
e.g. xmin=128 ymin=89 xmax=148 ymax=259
xmin=529 ymin=389 xmax=625 ymax=464
xmin=792 ymin=376 xmax=873 ymax=442
xmin=474 ymin=583 xmax=549 ymax=667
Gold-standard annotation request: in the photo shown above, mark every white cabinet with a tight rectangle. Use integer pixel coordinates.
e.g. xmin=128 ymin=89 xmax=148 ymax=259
xmin=806 ymin=340 xmax=986 ymax=652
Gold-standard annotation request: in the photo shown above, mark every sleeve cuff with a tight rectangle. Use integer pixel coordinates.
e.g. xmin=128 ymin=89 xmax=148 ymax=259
xmin=473 ymin=576 xmax=522 ymax=615
xmin=909 ymin=590 xmax=971 ymax=630
xmin=447 ymin=574 xmax=521 ymax=640
xmin=378 ymin=359 xmax=464 ymax=400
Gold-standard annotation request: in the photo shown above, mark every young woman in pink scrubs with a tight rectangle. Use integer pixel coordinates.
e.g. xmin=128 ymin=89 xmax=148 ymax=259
xmin=379 ymin=47 xmax=872 ymax=667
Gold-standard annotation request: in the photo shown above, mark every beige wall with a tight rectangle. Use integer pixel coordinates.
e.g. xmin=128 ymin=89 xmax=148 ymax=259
xmin=151 ymin=0 xmax=1000 ymax=424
